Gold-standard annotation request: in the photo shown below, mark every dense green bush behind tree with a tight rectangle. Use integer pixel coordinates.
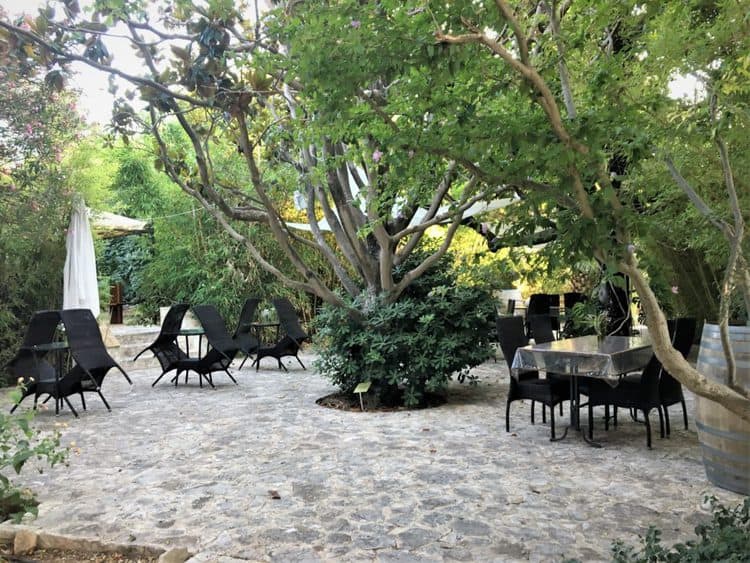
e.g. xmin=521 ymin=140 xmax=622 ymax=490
xmin=0 ymin=72 xmax=82 ymax=383
xmin=314 ymin=249 xmax=495 ymax=407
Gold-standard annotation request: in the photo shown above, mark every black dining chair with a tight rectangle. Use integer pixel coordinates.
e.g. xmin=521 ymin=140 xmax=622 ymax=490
xmin=585 ymin=354 xmax=665 ymax=448
xmin=660 ymin=318 xmax=697 ymax=435
xmin=616 ymin=317 xmax=697 ymax=435
xmin=528 ymin=314 xmax=556 ymax=344
xmin=526 ymin=293 xmax=552 ymax=339
xmin=527 ymin=314 xmax=569 ymax=415
xmin=496 ymin=316 xmax=569 ymax=439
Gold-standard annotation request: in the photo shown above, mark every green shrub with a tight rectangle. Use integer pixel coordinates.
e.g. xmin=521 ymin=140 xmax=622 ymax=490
xmin=0 ymin=386 xmax=68 ymax=522
xmin=563 ymin=496 xmax=750 ymax=563
xmin=313 ymin=252 xmax=495 ymax=407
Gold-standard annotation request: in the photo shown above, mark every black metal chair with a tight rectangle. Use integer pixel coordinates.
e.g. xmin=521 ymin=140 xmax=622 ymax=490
xmin=660 ymin=317 xmax=696 ymax=435
xmin=233 ymin=297 xmax=261 ymax=369
xmin=496 ymin=316 xmax=569 ymax=439
xmin=8 ymin=310 xmax=63 ymax=413
xmin=58 ymin=309 xmax=132 ymax=414
xmin=253 ymin=298 xmax=310 ymax=371
xmin=133 ymin=303 xmax=191 ymax=387
xmin=172 ymin=305 xmax=239 ymax=387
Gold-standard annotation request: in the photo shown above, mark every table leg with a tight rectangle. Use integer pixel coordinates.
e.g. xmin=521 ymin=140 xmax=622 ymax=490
xmin=551 ymin=375 xmax=602 ymax=447
xmin=575 ymin=376 xmax=602 ymax=448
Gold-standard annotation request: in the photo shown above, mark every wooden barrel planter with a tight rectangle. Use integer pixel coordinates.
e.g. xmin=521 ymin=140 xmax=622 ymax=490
xmin=695 ymin=323 xmax=750 ymax=495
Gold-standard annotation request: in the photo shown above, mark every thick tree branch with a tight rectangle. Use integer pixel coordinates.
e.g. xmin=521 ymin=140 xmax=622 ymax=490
xmin=395 ymin=162 xmax=457 ymax=266
xmin=494 ymin=0 xmax=530 ymax=65
xmin=621 ymin=257 xmax=750 ymax=422
xmin=540 ymin=0 xmax=577 ymax=119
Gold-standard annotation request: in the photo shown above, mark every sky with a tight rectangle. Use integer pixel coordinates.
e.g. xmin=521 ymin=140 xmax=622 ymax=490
xmin=2 ymin=0 xmax=148 ymax=125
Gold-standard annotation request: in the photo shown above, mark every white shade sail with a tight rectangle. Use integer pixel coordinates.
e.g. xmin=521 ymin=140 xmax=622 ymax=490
xmin=90 ymin=209 xmax=150 ymax=238
xmin=63 ymin=199 xmax=100 ymax=317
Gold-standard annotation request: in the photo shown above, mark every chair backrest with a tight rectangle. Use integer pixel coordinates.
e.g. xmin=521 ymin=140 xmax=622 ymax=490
xmin=660 ymin=317 xmax=697 ymax=398
xmin=668 ymin=317 xmax=696 ymax=358
xmin=192 ymin=305 xmax=237 ymax=357
xmin=273 ymin=298 xmax=309 ymax=344
xmin=638 ymin=354 xmax=664 ymax=402
xmin=59 ymin=309 xmax=116 ymax=372
xmin=564 ymin=292 xmax=586 ymax=311
xmin=8 ymin=310 xmax=61 ymax=378
xmin=234 ymin=297 xmax=261 ymax=338
xmin=496 ymin=316 xmax=529 ymax=372
xmin=155 ymin=304 xmax=190 ymax=344
xmin=527 ymin=294 xmax=551 ymax=316
xmin=528 ymin=314 xmax=556 ymax=344
xmin=22 ymin=310 xmax=61 ymax=348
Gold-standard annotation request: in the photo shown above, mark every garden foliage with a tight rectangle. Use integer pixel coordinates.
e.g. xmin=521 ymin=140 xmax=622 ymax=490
xmin=314 ymin=251 xmax=495 ymax=406
xmin=0 ymin=386 xmax=68 ymax=522
xmin=0 ymin=70 xmax=81 ymax=382
xmin=606 ymin=496 xmax=750 ymax=563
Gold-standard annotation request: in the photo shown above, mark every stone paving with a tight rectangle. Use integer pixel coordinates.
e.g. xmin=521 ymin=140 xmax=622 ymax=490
xmin=8 ymin=350 xmax=743 ymax=562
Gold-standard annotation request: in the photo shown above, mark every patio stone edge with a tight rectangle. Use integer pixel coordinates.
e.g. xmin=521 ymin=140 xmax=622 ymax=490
xmin=0 ymin=522 xmax=192 ymax=559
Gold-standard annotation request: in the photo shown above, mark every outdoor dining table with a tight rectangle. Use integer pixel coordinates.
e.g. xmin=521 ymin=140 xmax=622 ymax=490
xmin=511 ymin=334 xmax=653 ymax=446
xmin=178 ymin=327 xmax=205 ymax=358
xmin=250 ymin=321 xmax=281 ymax=345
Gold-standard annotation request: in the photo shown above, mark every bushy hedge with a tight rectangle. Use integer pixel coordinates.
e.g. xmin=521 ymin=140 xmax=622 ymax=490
xmin=313 ymin=252 xmax=495 ymax=407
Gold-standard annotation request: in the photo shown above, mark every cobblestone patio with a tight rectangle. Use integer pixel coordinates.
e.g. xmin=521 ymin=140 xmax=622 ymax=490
xmin=8 ymin=350 xmax=742 ymax=562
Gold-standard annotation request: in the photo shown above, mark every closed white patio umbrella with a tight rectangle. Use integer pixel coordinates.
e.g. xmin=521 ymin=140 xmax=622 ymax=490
xmin=63 ymin=198 xmax=100 ymax=318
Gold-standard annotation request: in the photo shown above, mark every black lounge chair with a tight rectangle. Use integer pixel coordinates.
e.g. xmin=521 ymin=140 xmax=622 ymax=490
xmin=233 ymin=297 xmax=261 ymax=369
xmin=133 ymin=303 xmax=191 ymax=387
xmin=172 ymin=305 xmax=239 ymax=387
xmin=8 ymin=310 xmax=63 ymax=413
xmin=497 ymin=316 xmax=569 ymax=439
xmin=253 ymin=298 xmax=310 ymax=371
xmin=57 ymin=309 xmax=132 ymax=415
